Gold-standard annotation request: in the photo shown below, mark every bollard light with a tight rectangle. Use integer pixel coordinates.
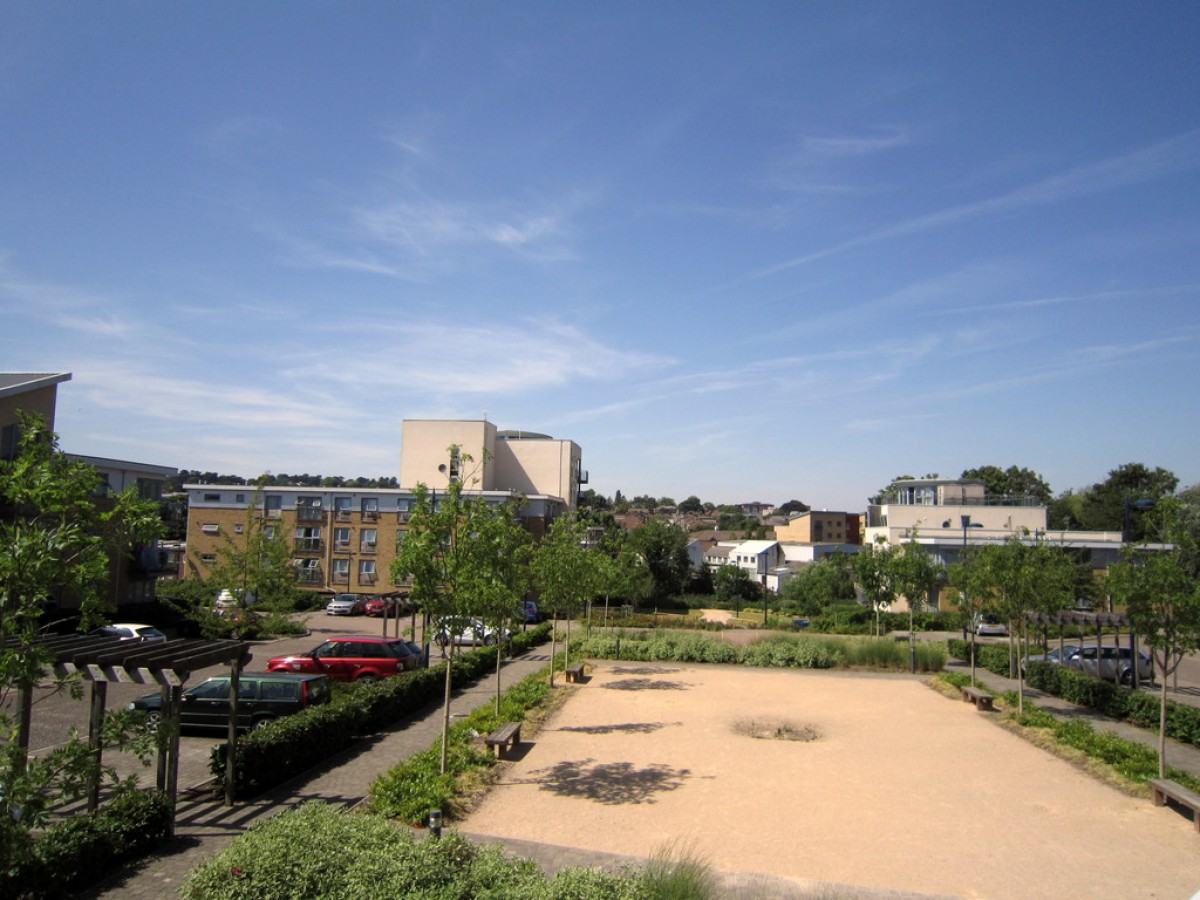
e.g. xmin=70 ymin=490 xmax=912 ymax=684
xmin=428 ymin=808 xmax=442 ymax=839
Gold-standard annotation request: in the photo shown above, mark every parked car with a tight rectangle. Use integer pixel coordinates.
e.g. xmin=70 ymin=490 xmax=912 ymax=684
xmin=520 ymin=601 xmax=545 ymax=624
xmin=267 ymin=635 xmax=421 ymax=682
xmin=1065 ymin=644 xmax=1154 ymax=685
xmin=325 ymin=593 xmax=369 ymax=616
xmin=363 ymin=595 xmax=408 ymax=618
xmin=129 ymin=672 xmax=331 ymax=732
xmin=1019 ymin=644 xmax=1080 ymax=676
xmin=972 ymin=614 xmax=1008 ymax=637
xmin=88 ymin=623 xmax=168 ymax=643
xmin=441 ymin=618 xmax=510 ymax=646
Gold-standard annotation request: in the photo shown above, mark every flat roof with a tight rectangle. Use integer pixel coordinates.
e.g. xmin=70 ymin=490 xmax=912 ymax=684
xmin=0 ymin=372 xmax=71 ymax=398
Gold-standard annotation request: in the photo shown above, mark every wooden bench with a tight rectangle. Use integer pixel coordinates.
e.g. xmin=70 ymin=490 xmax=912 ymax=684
xmin=1149 ymin=778 xmax=1200 ymax=832
xmin=961 ymin=685 xmax=995 ymax=711
xmin=565 ymin=662 xmax=585 ymax=683
xmin=483 ymin=721 xmax=521 ymax=759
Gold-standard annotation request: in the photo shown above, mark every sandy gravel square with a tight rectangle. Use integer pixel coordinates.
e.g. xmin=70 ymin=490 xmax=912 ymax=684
xmin=460 ymin=662 xmax=1200 ymax=899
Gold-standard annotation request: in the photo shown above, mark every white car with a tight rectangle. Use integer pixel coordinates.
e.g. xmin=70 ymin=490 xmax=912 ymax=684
xmin=325 ymin=594 xmax=367 ymax=616
xmin=444 ymin=618 xmax=510 ymax=646
xmin=973 ymin=615 xmax=1008 ymax=637
xmin=88 ymin=623 xmax=168 ymax=643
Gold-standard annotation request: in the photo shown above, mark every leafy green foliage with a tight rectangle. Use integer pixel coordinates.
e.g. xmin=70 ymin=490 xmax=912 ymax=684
xmin=184 ymin=802 xmax=650 ymax=899
xmin=1 ymin=789 xmax=171 ymax=899
xmin=627 ymin=517 xmax=691 ymax=602
xmin=777 ymin=556 xmax=856 ymax=615
xmin=960 ymin=465 xmax=1052 ymax=505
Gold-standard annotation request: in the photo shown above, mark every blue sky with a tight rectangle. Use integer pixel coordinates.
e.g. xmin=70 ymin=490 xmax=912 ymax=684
xmin=2 ymin=2 xmax=1198 ymax=511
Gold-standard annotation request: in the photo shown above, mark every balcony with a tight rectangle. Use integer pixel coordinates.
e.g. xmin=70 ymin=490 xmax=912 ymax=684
xmin=333 ymin=540 xmax=350 ymax=552
xmin=331 ymin=571 xmax=349 ymax=585
xmin=294 ymin=537 xmax=324 ymax=553
xmin=295 ymin=566 xmax=323 ymax=584
xmin=359 ymin=542 xmax=377 ymax=554
xmin=361 ymin=509 xmax=379 ymax=522
xmin=359 ymin=572 xmax=378 ymax=585
xmin=397 ymin=511 xmax=411 ymax=524
xmin=297 ymin=507 xmax=324 ymax=522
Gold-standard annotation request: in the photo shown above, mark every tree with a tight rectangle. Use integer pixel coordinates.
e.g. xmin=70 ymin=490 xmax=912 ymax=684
xmin=1109 ymin=499 xmax=1200 ymax=777
xmin=594 ymin=535 xmax=652 ymax=627
xmin=961 ymin=465 xmax=1052 ymax=505
xmin=628 ymin=518 xmax=691 ymax=603
xmin=776 ymin=499 xmax=811 ymax=516
xmin=778 ymin=555 xmax=855 ymax=616
xmin=678 ymin=496 xmax=704 ymax=514
xmin=531 ymin=515 xmax=602 ymax=686
xmin=207 ymin=481 xmax=301 ymax=613
xmin=1077 ymin=463 xmax=1179 ymax=540
xmin=851 ymin=538 xmax=898 ymax=637
xmin=959 ymin=537 xmax=1075 ymax=711
xmin=714 ymin=564 xmax=758 ymax=616
xmin=390 ymin=450 xmax=524 ymax=773
xmin=888 ymin=536 xmax=941 ymax=670
xmin=0 ymin=414 xmax=158 ymax=867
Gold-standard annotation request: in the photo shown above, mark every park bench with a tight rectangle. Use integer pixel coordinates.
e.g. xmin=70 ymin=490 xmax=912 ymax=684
xmin=961 ymin=685 xmax=995 ymax=711
xmin=1149 ymin=778 xmax=1200 ymax=832
xmin=565 ymin=662 xmax=585 ymax=683
xmin=483 ymin=721 xmax=521 ymax=759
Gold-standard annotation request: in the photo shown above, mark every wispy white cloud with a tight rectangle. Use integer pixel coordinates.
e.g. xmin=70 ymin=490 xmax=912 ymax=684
xmin=942 ymin=283 xmax=1200 ymax=315
xmin=756 ymin=129 xmax=1200 ymax=277
xmin=798 ymin=128 xmax=910 ymax=158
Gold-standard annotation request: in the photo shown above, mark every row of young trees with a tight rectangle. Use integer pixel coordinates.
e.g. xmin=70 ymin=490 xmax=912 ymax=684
xmin=390 ymin=451 xmax=667 ymax=775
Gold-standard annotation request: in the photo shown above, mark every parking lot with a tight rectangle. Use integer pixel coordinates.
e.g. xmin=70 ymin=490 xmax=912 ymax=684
xmin=9 ymin=608 xmax=432 ymax=797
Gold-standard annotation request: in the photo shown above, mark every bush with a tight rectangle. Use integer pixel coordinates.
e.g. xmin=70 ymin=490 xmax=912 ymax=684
xmin=4 ymin=789 xmax=171 ymax=899
xmin=183 ymin=802 xmax=650 ymax=899
xmin=947 ymin=639 xmax=1012 ymax=676
xmin=740 ymin=635 xmax=842 ymax=669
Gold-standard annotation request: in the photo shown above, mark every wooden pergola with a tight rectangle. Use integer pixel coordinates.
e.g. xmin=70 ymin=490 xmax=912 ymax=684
xmin=1022 ymin=609 xmax=1145 ymax=687
xmin=8 ymin=632 xmax=251 ymax=832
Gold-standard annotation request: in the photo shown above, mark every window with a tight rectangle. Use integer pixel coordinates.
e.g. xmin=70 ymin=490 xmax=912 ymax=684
xmin=199 ymin=552 xmax=217 ymax=564
xmin=1 ymin=423 xmax=20 ymax=460
xmin=265 ymin=494 xmax=282 ymax=518
xmin=295 ymin=526 xmax=322 ymax=552
xmin=137 ymin=477 xmax=163 ymax=501
xmin=297 ymin=495 xmax=323 ymax=522
xmin=332 ymin=559 xmax=350 ymax=583
xmin=234 ymin=523 xmax=244 ymax=534
xmin=235 ymin=493 xmax=245 ymax=503
xmin=360 ymin=529 xmax=377 ymax=552
xmin=204 ymin=493 xmax=221 ymax=502
xmin=264 ymin=525 xmax=278 ymax=538
xmin=361 ymin=497 xmax=379 ymax=520
xmin=334 ymin=496 xmax=353 ymax=519
xmin=334 ymin=527 xmax=351 ymax=551
xmin=201 ymin=523 xmax=219 ymax=534
xmin=359 ymin=560 xmax=377 ymax=584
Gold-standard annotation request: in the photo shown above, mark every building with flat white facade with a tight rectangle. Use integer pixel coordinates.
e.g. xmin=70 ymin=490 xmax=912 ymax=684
xmin=400 ymin=419 xmax=585 ymax=508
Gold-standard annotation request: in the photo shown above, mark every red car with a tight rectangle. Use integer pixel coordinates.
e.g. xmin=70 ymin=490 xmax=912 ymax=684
xmin=363 ymin=595 xmax=407 ymax=618
xmin=267 ymin=635 xmax=420 ymax=683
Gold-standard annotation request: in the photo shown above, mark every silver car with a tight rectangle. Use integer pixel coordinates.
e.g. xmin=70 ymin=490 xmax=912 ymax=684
xmin=1066 ymin=645 xmax=1154 ymax=685
xmin=1019 ymin=644 xmax=1080 ymax=676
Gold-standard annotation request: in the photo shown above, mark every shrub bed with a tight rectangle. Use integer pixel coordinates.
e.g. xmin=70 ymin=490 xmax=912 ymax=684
xmin=211 ymin=624 xmax=551 ymax=798
xmin=571 ymin=630 xmax=946 ymax=673
xmin=3 ymin=789 xmax=172 ymax=899
xmin=947 ymin=638 xmax=1012 ymax=676
xmin=182 ymin=801 xmax=649 ymax=899
xmin=368 ymin=669 xmax=552 ymax=825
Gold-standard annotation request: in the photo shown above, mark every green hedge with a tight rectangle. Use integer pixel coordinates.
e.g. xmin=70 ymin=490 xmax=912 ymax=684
xmin=3 ymin=789 xmax=172 ymax=899
xmin=947 ymin=638 xmax=1013 ymax=676
xmin=1024 ymin=661 xmax=1200 ymax=746
xmin=211 ymin=624 xmax=551 ymax=798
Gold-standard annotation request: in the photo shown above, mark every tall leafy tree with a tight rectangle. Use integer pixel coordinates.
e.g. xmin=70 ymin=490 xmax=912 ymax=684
xmin=0 ymin=414 xmax=158 ymax=867
xmin=531 ymin=515 xmax=602 ymax=685
xmin=961 ymin=465 xmax=1053 ymax=505
xmin=779 ymin=555 xmax=856 ymax=616
xmin=629 ymin=517 xmax=691 ymax=603
xmin=1109 ymin=499 xmax=1200 ymax=777
xmin=1077 ymin=463 xmax=1179 ymax=540
xmin=714 ymin=564 xmax=759 ymax=615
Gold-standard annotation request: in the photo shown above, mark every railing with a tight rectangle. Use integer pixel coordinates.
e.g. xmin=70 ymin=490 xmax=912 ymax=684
xmin=331 ymin=572 xmax=349 ymax=584
xmin=359 ymin=542 xmax=377 ymax=554
xmin=296 ymin=567 xmax=323 ymax=584
xmin=362 ymin=510 xmax=379 ymax=522
xmin=359 ymin=572 xmax=377 ymax=585
xmin=297 ymin=508 xmax=324 ymax=522
xmin=397 ymin=511 xmax=411 ymax=524
xmin=294 ymin=537 xmax=324 ymax=553
xmin=333 ymin=540 xmax=350 ymax=552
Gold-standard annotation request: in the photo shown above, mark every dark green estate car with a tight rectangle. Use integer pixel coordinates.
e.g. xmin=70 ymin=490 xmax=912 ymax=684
xmin=129 ymin=672 xmax=331 ymax=732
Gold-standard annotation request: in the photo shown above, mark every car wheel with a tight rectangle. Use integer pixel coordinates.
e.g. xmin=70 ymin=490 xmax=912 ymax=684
xmin=357 ymin=673 xmax=380 ymax=684
xmin=143 ymin=710 xmax=162 ymax=731
xmin=251 ymin=716 xmax=275 ymax=731
xmin=1120 ymin=670 xmax=1133 ymax=686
